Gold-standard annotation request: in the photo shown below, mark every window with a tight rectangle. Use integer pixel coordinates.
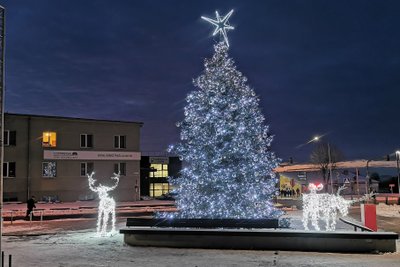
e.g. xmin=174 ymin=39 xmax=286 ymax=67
xmin=80 ymin=134 xmax=93 ymax=148
xmin=80 ymin=162 xmax=94 ymax=176
xmin=150 ymin=164 xmax=168 ymax=178
xmin=3 ymin=162 xmax=16 ymax=178
xmin=42 ymin=132 xmax=57 ymax=147
xmin=114 ymin=135 xmax=126 ymax=149
xmin=150 ymin=183 xmax=170 ymax=197
xmin=4 ymin=130 xmax=16 ymax=146
xmin=114 ymin=162 xmax=126 ymax=176
xmin=42 ymin=162 xmax=57 ymax=178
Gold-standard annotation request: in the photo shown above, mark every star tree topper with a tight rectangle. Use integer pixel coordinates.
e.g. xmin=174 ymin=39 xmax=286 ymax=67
xmin=201 ymin=9 xmax=234 ymax=47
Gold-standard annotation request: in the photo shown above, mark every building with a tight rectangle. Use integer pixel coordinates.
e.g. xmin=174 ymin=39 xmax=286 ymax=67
xmin=140 ymin=152 xmax=182 ymax=198
xmin=275 ymin=160 xmax=399 ymax=195
xmin=3 ymin=113 xmax=142 ymax=202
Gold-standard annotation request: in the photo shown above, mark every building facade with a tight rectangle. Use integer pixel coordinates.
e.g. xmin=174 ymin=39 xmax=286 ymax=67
xmin=4 ymin=113 xmax=142 ymax=202
xmin=275 ymin=160 xmax=398 ymax=195
xmin=140 ymin=152 xmax=182 ymax=198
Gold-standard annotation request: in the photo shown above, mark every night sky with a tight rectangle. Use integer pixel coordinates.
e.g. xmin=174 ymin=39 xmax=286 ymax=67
xmin=2 ymin=0 xmax=400 ymax=162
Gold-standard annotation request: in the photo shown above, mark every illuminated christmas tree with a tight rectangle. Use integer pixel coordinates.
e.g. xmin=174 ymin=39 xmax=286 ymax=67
xmin=168 ymin=41 xmax=281 ymax=219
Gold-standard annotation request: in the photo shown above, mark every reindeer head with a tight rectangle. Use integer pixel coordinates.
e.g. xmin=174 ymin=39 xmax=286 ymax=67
xmin=335 ymin=196 xmax=351 ymax=217
xmin=337 ymin=185 xmax=347 ymax=196
xmin=308 ymin=183 xmax=324 ymax=193
xmin=87 ymin=172 xmax=120 ymax=198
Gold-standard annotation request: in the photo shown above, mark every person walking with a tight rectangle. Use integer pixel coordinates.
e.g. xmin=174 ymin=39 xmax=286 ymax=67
xmin=26 ymin=196 xmax=36 ymax=219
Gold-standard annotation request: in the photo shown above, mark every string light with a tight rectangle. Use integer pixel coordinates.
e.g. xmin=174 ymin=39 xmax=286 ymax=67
xmin=88 ymin=172 xmax=119 ymax=236
xmin=302 ymin=183 xmax=373 ymax=231
xmin=43 ymin=162 xmax=57 ymax=177
xmin=159 ymin=42 xmax=281 ymax=220
xmin=201 ymin=10 xmax=234 ymax=47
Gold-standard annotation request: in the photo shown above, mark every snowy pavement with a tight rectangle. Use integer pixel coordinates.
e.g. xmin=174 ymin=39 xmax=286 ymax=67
xmin=1 ymin=209 xmax=399 ymax=266
xmin=3 ymin=221 xmax=400 ymax=267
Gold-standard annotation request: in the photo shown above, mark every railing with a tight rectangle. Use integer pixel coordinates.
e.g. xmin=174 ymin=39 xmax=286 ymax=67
xmin=339 ymin=217 xmax=373 ymax=232
xmin=1 ymin=251 xmax=12 ymax=267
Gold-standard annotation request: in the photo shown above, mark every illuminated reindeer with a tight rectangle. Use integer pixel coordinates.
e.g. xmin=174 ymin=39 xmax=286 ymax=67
xmin=88 ymin=172 xmax=120 ymax=236
xmin=302 ymin=183 xmax=373 ymax=231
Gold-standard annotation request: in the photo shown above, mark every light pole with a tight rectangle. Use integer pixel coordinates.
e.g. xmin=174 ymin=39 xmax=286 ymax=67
xmin=365 ymin=159 xmax=371 ymax=194
xmin=396 ymin=151 xmax=400 ymax=195
xmin=313 ymin=136 xmax=334 ymax=193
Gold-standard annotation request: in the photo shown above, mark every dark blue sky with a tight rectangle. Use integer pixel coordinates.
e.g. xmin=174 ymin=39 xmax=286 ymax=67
xmin=2 ymin=0 xmax=400 ymax=162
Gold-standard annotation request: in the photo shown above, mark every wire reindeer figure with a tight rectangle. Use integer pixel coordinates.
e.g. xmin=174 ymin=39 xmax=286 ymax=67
xmin=303 ymin=183 xmax=374 ymax=231
xmin=88 ymin=172 xmax=120 ymax=236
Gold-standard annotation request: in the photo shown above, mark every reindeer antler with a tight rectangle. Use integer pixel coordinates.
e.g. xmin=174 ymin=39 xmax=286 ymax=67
xmin=350 ymin=191 xmax=375 ymax=204
xmin=107 ymin=173 xmax=120 ymax=191
xmin=337 ymin=185 xmax=347 ymax=196
xmin=88 ymin=172 xmax=98 ymax=192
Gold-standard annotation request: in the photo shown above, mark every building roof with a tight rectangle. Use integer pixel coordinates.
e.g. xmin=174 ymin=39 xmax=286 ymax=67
xmin=275 ymin=160 xmax=398 ymax=173
xmin=5 ymin=113 xmax=143 ymax=126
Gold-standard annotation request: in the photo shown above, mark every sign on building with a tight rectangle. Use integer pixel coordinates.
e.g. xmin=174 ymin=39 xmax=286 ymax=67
xmin=44 ymin=150 xmax=141 ymax=161
xmin=297 ymin=171 xmax=307 ymax=180
xmin=149 ymin=157 xmax=169 ymax=164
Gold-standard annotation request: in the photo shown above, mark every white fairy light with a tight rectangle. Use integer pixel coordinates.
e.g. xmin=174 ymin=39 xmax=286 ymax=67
xmin=43 ymin=162 xmax=56 ymax=177
xmin=201 ymin=9 xmax=234 ymax=47
xmin=302 ymin=183 xmax=373 ymax=231
xmin=88 ymin=172 xmax=119 ymax=236
xmin=158 ymin=42 xmax=282 ymax=220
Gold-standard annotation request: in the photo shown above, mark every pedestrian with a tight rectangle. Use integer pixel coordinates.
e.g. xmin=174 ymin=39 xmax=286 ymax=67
xmin=26 ymin=196 xmax=36 ymax=219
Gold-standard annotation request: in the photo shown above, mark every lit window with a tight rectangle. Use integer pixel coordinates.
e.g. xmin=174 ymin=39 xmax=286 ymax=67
xmin=150 ymin=164 xmax=168 ymax=178
xmin=114 ymin=162 xmax=126 ymax=176
xmin=3 ymin=162 xmax=16 ymax=178
xmin=80 ymin=162 xmax=94 ymax=176
xmin=150 ymin=183 xmax=170 ymax=197
xmin=42 ymin=162 xmax=57 ymax=178
xmin=80 ymin=134 xmax=93 ymax=148
xmin=42 ymin=132 xmax=57 ymax=147
xmin=114 ymin=135 xmax=126 ymax=149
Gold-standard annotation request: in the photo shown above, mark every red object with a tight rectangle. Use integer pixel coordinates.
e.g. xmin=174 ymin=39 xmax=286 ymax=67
xmin=361 ymin=204 xmax=377 ymax=231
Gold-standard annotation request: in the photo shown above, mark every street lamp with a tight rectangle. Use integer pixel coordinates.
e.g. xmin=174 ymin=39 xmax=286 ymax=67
xmin=396 ymin=151 xmax=400 ymax=195
xmin=312 ymin=135 xmax=333 ymax=194
xmin=366 ymin=159 xmax=371 ymax=194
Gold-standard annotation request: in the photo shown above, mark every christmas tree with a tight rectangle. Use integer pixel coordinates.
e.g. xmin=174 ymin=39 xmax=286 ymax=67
xmin=167 ymin=42 xmax=281 ymax=219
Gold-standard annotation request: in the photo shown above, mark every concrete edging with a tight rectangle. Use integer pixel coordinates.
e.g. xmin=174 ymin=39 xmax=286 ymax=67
xmin=120 ymin=227 xmax=398 ymax=253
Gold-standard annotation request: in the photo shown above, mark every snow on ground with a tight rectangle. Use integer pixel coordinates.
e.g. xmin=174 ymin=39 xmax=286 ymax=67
xmin=3 ymin=229 xmax=400 ymax=267
xmin=376 ymin=203 xmax=400 ymax=218
xmin=2 ymin=211 xmax=399 ymax=267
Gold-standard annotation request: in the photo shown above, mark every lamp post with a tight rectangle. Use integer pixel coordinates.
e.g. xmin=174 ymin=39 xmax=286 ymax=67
xmin=366 ymin=159 xmax=371 ymax=194
xmin=396 ymin=151 xmax=400 ymax=195
xmin=313 ymin=136 xmax=333 ymax=193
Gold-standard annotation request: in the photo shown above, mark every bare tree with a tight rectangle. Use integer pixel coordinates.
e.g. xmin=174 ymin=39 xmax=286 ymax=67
xmin=310 ymin=142 xmax=344 ymax=192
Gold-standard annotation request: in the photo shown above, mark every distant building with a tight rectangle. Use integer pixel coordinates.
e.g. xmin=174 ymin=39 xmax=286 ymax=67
xmin=4 ymin=113 xmax=142 ymax=202
xmin=274 ymin=160 xmax=399 ymax=195
xmin=140 ymin=152 xmax=182 ymax=198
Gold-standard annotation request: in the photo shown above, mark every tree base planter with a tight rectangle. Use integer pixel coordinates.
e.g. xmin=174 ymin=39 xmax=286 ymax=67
xmin=125 ymin=218 xmax=280 ymax=228
xmin=120 ymin=227 xmax=398 ymax=253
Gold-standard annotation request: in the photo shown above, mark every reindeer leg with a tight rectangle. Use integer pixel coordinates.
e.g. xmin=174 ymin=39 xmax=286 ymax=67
xmin=302 ymin=211 xmax=309 ymax=230
xmin=311 ymin=211 xmax=320 ymax=231
xmin=97 ymin=209 xmax=103 ymax=234
xmin=111 ymin=208 xmax=116 ymax=233
xmin=102 ymin=212 xmax=109 ymax=235
xmin=330 ymin=210 xmax=337 ymax=231
xmin=324 ymin=212 xmax=331 ymax=231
